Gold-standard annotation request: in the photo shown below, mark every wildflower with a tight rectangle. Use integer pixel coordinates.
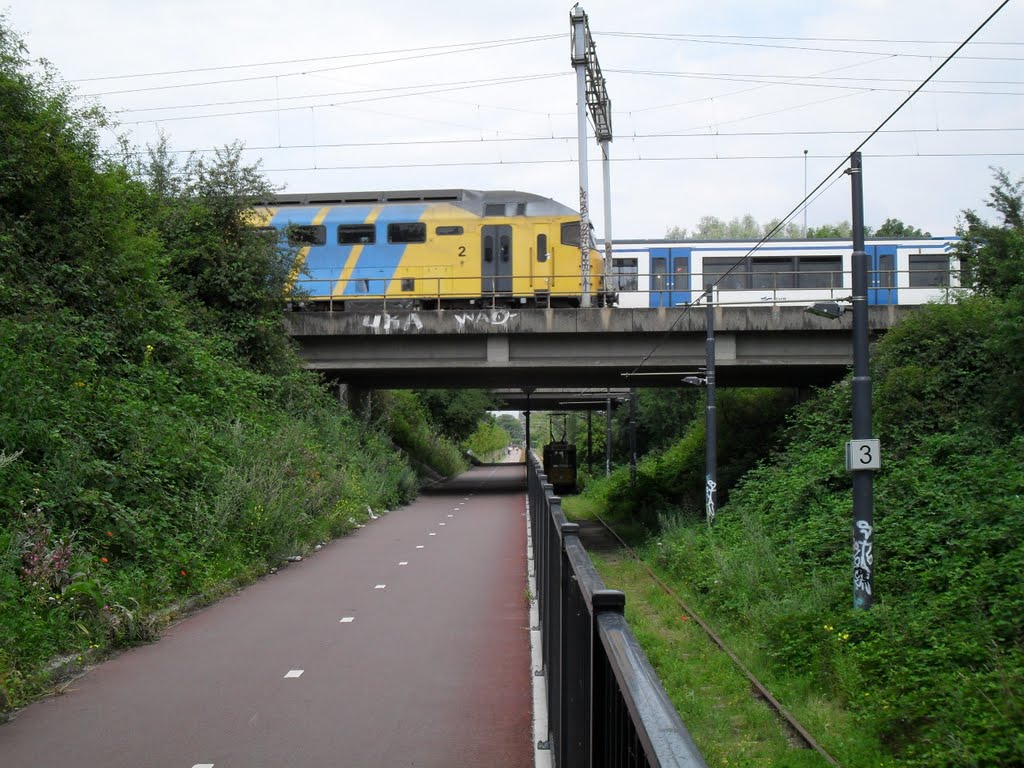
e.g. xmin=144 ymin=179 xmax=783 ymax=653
xmin=823 ymin=624 xmax=834 ymax=632
xmin=180 ymin=569 xmax=187 ymax=576
xmin=101 ymin=557 xmax=108 ymax=563
xmin=679 ymin=615 xmax=690 ymax=622
xmin=106 ymin=531 xmax=113 ymax=537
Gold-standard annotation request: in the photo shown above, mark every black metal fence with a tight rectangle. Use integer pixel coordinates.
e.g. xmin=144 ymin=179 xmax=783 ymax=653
xmin=528 ymin=455 xmax=708 ymax=767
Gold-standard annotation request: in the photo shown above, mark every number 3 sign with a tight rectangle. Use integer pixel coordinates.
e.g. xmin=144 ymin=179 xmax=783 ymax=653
xmin=846 ymin=439 xmax=881 ymax=471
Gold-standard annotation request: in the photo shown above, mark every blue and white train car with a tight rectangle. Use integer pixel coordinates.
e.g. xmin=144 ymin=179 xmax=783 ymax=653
xmin=606 ymin=237 xmax=962 ymax=308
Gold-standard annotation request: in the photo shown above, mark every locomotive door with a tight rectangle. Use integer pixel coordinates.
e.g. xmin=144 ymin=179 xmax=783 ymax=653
xmin=649 ymin=247 xmax=691 ymax=308
xmin=866 ymin=245 xmax=898 ymax=305
xmin=482 ymin=225 xmax=513 ymax=296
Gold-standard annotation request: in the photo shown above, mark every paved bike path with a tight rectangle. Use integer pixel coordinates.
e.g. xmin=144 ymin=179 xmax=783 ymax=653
xmin=0 ymin=464 xmax=532 ymax=768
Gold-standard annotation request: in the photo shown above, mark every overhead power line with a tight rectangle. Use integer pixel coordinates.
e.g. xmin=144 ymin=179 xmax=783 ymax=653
xmin=596 ymin=30 xmax=1024 ymax=61
xmin=595 ymin=30 xmax=1023 ymax=47
xmin=70 ymin=34 xmax=563 ymax=83
xmin=118 ymin=73 xmax=567 ymax=124
xmin=257 ymin=152 xmax=1023 ymax=173
xmin=114 ymin=73 xmax=568 ymax=116
xmin=81 ymin=35 xmax=562 ymax=97
xmin=130 ymin=127 xmax=1024 ymax=157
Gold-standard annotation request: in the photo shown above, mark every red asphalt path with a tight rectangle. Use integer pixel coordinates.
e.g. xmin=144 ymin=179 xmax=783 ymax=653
xmin=0 ymin=464 xmax=532 ymax=768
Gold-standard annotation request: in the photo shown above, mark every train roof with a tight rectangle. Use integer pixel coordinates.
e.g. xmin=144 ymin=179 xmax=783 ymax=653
xmin=263 ymin=189 xmax=578 ymax=218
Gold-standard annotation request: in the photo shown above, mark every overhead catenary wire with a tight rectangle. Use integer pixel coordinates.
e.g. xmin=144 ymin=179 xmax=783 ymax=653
xmin=69 ymin=34 xmax=564 ymax=83
xmin=252 ymin=152 xmax=1024 ymax=174
xmin=122 ymin=126 xmax=1024 ymax=157
xmin=80 ymin=35 xmax=563 ymax=97
xmin=595 ymin=30 xmax=1024 ymax=62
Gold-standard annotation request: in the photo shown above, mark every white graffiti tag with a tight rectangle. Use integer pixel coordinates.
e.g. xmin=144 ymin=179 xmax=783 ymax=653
xmin=361 ymin=312 xmax=423 ymax=335
xmin=853 ymin=519 xmax=873 ymax=596
xmin=453 ymin=309 xmax=519 ymax=331
xmin=705 ymin=474 xmax=717 ymax=526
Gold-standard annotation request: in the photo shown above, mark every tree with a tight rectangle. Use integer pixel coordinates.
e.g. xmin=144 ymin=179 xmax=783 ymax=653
xmin=875 ymin=218 xmax=930 ymax=237
xmin=762 ymin=218 xmax=804 ymax=239
xmin=128 ymin=136 xmax=296 ymax=374
xmin=414 ymin=389 xmax=498 ymax=442
xmin=806 ymin=221 xmax=853 ymax=239
xmin=495 ymin=413 xmax=525 ymax=442
xmin=955 ymin=167 xmax=1024 ymax=301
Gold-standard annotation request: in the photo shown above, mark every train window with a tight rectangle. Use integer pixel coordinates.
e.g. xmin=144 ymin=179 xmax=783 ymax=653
xmin=561 ymin=221 xmax=581 ymax=247
xmin=651 ymin=256 xmax=667 ymax=292
xmin=908 ymin=254 xmax=950 ymax=287
xmin=797 ymin=257 xmax=842 ymax=288
xmin=483 ymin=235 xmax=494 ymax=262
xmin=703 ymin=257 xmax=747 ymax=290
xmin=516 ymin=203 xmax=527 ymax=216
xmin=338 ymin=224 xmax=376 ymax=245
xmin=499 ymin=235 xmax=511 ymax=262
xmin=751 ymin=258 xmax=794 ymax=290
xmin=537 ymin=234 xmax=548 ymax=262
xmin=287 ymin=225 xmax=326 ymax=246
xmin=485 ymin=203 xmax=505 ymax=216
xmin=436 ymin=226 xmax=463 ymax=236
xmin=388 ymin=222 xmax=426 ymax=244
xmin=401 ymin=278 xmax=416 ymax=291
xmin=613 ymin=258 xmax=638 ymax=291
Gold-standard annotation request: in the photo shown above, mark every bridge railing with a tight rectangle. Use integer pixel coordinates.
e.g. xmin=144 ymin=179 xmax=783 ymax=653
xmin=528 ymin=454 xmax=708 ymax=768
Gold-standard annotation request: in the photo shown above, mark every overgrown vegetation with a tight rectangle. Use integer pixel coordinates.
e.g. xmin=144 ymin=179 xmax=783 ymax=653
xmin=0 ymin=22 xmax=456 ymax=710
xmin=573 ymin=169 xmax=1024 ymax=766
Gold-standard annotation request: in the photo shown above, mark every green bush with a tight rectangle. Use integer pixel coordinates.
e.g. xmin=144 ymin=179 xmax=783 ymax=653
xmin=0 ymin=21 xmax=422 ymax=710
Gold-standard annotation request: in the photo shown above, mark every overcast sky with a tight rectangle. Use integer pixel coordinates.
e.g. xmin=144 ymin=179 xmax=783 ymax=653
xmin=4 ymin=0 xmax=1022 ymax=238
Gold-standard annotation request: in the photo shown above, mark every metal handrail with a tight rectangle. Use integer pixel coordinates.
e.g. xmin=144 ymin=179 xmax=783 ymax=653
xmin=287 ymin=267 xmax=963 ymax=309
xmin=528 ymin=454 xmax=707 ymax=767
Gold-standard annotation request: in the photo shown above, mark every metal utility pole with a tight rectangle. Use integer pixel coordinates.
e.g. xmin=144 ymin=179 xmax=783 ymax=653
xmin=628 ymin=387 xmax=637 ymax=486
xmin=848 ymin=151 xmax=877 ymax=610
xmin=570 ymin=6 xmax=612 ymax=308
xmin=704 ymin=296 xmax=717 ymax=526
xmin=605 ymin=394 xmax=612 ymax=476
xmin=587 ymin=409 xmax=594 ymax=474
xmin=524 ymin=389 xmax=533 ymax=460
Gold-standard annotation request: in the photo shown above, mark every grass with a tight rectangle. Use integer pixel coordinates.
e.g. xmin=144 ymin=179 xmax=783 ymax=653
xmin=561 ymin=495 xmax=894 ymax=768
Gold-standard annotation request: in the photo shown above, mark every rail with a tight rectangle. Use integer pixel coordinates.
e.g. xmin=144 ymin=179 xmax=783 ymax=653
xmin=528 ymin=454 xmax=707 ymax=767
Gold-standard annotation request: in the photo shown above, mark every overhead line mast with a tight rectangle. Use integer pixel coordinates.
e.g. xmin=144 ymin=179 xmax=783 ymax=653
xmin=570 ymin=6 xmax=613 ymax=308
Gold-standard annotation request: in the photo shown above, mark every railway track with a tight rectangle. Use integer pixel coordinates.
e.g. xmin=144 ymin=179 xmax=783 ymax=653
xmin=588 ymin=511 xmax=843 ymax=768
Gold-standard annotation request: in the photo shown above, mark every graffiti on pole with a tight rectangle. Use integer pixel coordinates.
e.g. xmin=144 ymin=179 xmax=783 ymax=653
xmin=705 ymin=474 xmax=717 ymax=526
xmin=853 ymin=519 xmax=873 ymax=596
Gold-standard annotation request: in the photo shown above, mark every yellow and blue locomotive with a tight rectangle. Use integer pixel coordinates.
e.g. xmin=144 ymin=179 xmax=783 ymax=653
xmin=253 ymin=189 xmax=611 ymax=309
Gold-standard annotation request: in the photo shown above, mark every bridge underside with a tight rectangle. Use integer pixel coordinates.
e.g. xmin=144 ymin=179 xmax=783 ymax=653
xmin=286 ymin=305 xmax=913 ymax=397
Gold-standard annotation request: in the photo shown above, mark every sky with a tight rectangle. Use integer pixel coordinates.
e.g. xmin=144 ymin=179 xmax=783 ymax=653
xmin=3 ymin=0 xmax=1022 ymax=239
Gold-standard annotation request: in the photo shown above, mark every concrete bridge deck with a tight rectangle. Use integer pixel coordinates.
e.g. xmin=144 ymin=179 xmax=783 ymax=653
xmin=284 ymin=304 xmax=916 ymax=389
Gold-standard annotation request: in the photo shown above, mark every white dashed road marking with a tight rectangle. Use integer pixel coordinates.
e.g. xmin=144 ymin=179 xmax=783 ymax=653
xmin=284 ymin=670 xmax=304 ymax=678
xmin=429 ymin=533 xmax=436 ymax=536
xmin=340 ymin=617 xmax=355 ymax=623
xmin=375 ymin=584 xmax=386 ymax=589
xmin=416 ymin=545 xmax=425 ymax=549
xmin=399 ymin=561 xmax=409 ymax=566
